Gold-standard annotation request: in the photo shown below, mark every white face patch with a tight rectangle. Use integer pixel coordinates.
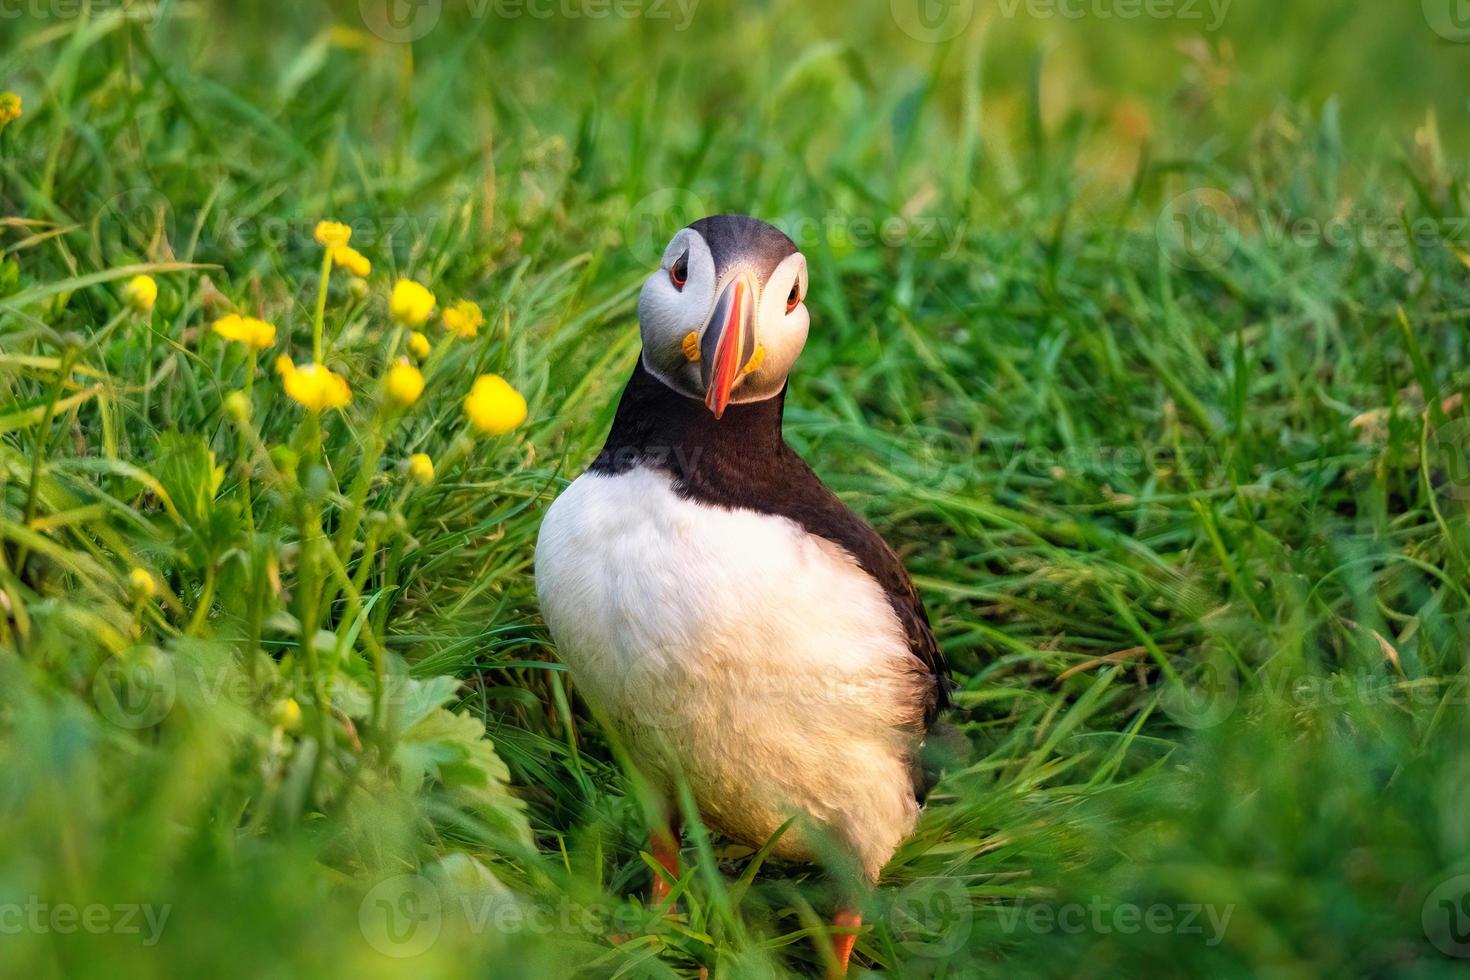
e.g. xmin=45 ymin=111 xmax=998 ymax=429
xmin=638 ymin=228 xmax=716 ymax=400
xmin=744 ymin=251 xmax=810 ymax=402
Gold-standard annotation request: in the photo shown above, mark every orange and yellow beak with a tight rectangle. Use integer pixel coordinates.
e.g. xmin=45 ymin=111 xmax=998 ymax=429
xmin=699 ymin=274 xmax=757 ymax=419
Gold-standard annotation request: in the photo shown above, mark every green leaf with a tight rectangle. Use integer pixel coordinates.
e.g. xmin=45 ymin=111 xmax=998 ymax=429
xmin=152 ymin=430 xmax=221 ymax=531
xmin=391 ymin=678 xmax=531 ymax=848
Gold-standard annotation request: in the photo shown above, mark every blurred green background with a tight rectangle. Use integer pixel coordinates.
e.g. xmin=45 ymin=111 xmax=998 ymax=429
xmin=3 ymin=0 xmax=1470 ymax=977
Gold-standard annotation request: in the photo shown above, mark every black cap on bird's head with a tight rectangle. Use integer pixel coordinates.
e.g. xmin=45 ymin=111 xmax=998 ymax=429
xmin=638 ymin=214 xmax=809 ymax=418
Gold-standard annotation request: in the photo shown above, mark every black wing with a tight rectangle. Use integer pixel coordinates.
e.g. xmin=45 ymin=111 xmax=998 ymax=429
xmin=753 ymin=446 xmax=951 ymax=728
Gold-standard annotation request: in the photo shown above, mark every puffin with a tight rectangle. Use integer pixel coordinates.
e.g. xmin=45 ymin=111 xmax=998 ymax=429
xmin=535 ymin=214 xmax=950 ymax=975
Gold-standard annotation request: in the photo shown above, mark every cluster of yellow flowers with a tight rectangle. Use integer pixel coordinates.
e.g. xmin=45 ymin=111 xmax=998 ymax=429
xmin=387 ymin=282 xmax=487 ymax=345
xmin=315 ymin=221 xmax=371 ymax=278
xmin=117 ymin=220 xmax=528 ymax=478
xmin=0 ymin=91 xmax=20 ymax=127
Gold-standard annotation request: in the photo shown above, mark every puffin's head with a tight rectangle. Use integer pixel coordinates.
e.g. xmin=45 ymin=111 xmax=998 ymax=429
xmin=638 ymin=214 xmax=809 ymax=418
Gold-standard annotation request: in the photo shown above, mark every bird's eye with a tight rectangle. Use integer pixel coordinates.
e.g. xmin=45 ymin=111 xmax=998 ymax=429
xmin=669 ymin=251 xmax=689 ymax=290
xmin=785 ymin=280 xmax=801 ymax=313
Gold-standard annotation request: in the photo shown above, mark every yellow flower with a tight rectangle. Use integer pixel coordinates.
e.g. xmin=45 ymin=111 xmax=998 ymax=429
xmin=273 ymin=698 xmax=303 ymax=732
xmin=407 ymin=331 xmax=431 ymax=360
xmin=463 ymin=374 xmax=527 ymax=436
xmin=442 ymin=300 xmax=484 ymax=339
xmin=0 ymin=92 xmax=20 ymax=126
xmin=212 ymin=313 xmax=243 ymax=339
xmin=331 ymin=245 xmax=371 ymax=278
xmin=385 ymin=358 xmax=424 ymax=407
xmin=122 ymin=274 xmax=157 ymax=314
xmin=223 ymin=391 xmax=251 ymax=422
xmin=211 ymin=313 xmax=277 ymax=350
xmin=314 ymin=220 xmax=352 ymax=248
xmin=274 ymin=354 xmax=294 ymax=376
xmin=280 ymin=360 xmax=352 ymax=411
xmin=390 ymin=278 xmax=435 ymax=327
xmin=128 ymin=567 xmax=156 ymax=600
xmin=407 ymin=453 xmax=434 ymax=484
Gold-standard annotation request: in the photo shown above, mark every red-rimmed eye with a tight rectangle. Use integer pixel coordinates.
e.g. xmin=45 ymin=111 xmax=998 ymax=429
xmin=786 ymin=281 xmax=801 ymax=313
xmin=669 ymin=251 xmax=688 ymax=290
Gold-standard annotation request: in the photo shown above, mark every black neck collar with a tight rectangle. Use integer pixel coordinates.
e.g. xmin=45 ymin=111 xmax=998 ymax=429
xmin=590 ymin=357 xmax=789 ymax=484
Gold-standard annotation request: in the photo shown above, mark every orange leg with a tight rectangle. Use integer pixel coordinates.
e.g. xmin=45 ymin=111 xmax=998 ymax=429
xmin=649 ymin=819 xmax=681 ymax=905
xmin=827 ymin=906 xmax=862 ymax=977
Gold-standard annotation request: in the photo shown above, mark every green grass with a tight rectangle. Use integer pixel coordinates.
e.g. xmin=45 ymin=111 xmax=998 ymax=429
xmin=3 ymin=2 xmax=1470 ymax=977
